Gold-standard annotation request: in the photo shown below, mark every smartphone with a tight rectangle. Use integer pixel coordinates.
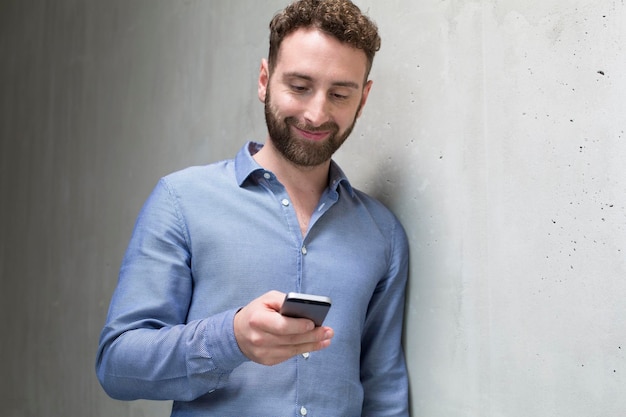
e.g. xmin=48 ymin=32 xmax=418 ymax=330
xmin=279 ymin=292 xmax=332 ymax=327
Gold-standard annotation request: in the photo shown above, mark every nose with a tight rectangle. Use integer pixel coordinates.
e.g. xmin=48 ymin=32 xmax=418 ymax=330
xmin=303 ymin=92 xmax=330 ymax=127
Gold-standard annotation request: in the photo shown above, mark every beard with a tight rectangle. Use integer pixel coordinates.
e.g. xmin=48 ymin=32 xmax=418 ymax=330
xmin=264 ymin=87 xmax=360 ymax=167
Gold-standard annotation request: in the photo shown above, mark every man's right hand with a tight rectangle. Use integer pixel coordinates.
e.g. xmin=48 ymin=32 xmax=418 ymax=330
xmin=233 ymin=290 xmax=334 ymax=366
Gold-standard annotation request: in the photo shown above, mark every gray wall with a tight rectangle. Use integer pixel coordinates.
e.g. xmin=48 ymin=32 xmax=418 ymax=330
xmin=1 ymin=1 xmax=624 ymax=416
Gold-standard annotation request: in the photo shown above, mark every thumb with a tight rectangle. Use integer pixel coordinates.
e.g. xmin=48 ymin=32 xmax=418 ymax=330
xmin=262 ymin=290 xmax=286 ymax=312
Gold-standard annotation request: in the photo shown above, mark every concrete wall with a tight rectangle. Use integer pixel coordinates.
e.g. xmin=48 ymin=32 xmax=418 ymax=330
xmin=1 ymin=1 xmax=624 ymax=416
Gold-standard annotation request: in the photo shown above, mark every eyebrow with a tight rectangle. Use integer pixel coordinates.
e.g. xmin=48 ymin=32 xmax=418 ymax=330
xmin=283 ymin=72 xmax=361 ymax=90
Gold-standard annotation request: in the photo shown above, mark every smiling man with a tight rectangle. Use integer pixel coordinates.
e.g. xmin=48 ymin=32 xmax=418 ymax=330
xmin=96 ymin=1 xmax=409 ymax=416
xmin=259 ymin=27 xmax=370 ymax=168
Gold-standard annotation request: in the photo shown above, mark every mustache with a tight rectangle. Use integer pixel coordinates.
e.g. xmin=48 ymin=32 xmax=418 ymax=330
xmin=285 ymin=117 xmax=339 ymax=133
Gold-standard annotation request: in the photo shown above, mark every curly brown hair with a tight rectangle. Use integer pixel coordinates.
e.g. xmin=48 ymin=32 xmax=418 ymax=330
xmin=268 ymin=0 xmax=381 ymax=79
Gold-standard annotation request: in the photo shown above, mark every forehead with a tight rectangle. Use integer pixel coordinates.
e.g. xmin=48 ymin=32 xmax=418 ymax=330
xmin=274 ymin=27 xmax=368 ymax=87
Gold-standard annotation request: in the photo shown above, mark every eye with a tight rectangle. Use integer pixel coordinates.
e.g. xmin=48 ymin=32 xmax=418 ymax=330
xmin=330 ymin=91 xmax=351 ymax=102
xmin=290 ymin=84 xmax=309 ymax=93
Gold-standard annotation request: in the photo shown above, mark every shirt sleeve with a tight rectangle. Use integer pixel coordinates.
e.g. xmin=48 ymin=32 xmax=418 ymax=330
xmin=95 ymin=179 xmax=249 ymax=401
xmin=360 ymin=217 xmax=410 ymax=416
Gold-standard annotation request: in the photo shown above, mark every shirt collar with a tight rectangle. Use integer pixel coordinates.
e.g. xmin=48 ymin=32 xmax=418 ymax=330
xmin=235 ymin=141 xmax=355 ymax=197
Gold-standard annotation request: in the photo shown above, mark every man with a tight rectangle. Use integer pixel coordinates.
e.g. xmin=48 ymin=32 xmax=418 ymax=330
xmin=96 ymin=0 xmax=409 ymax=415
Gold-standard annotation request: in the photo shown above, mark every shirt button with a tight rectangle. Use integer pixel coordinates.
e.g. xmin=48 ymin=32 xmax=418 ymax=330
xmin=263 ymin=172 xmax=271 ymax=180
xmin=302 ymin=352 xmax=310 ymax=359
xmin=301 ymin=246 xmax=307 ymax=255
xmin=281 ymin=198 xmax=290 ymax=206
xmin=300 ymin=406 xmax=308 ymax=416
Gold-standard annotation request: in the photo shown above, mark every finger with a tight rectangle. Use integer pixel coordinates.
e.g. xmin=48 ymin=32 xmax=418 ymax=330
xmin=242 ymin=291 xmax=288 ymax=334
xmin=283 ymin=330 xmax=334 ymax=357
xmin=276 ymin=326 xmax=334 ymax=347
xmin=245 ymin=326 xmax=334 ymax=366
xmin=275 ymin=315 xmax=316 ymax=335
xmin=261 ymin=332 xmax=334 ymax=366
xmin=260 ymin=290 xmax=286 ymax=313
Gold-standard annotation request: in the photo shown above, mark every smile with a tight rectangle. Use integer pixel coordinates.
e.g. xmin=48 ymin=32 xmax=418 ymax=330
xmin=292 ymin=125 xmax=332 ymax=141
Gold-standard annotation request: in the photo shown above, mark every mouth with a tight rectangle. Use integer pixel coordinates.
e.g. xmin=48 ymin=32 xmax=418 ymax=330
xmin=291 ymin=125 xmax=333 ymax=142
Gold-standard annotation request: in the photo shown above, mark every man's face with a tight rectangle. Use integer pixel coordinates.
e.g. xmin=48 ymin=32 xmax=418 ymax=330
xmin=259 ymin=27 xmax=372 ymax=167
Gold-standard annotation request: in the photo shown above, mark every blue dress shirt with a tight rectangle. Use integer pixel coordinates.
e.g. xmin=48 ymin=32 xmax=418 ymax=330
xmin=96 ymin=142 xmax=409 ymax=416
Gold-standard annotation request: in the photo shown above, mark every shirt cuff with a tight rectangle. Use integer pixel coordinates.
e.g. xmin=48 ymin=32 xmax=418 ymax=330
xmin=202 ymin=307 xmax=249 ymax=372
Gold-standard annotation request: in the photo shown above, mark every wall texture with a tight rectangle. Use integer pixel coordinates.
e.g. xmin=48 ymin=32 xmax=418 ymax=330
xmin=1 ymin=1 xmax=624 ymax=416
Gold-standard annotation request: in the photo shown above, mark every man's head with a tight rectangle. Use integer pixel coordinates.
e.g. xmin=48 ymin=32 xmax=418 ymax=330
xmin=268 ymin=0 xmax=381 ymax=81
xmin=259 ymin=0 xmax=380 ymax=168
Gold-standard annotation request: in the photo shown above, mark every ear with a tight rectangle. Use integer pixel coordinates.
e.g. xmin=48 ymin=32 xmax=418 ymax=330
xmin=258 ymin=59 xmax=270 ymax=103
xmin=356 ymin=80 xmax=373 ymax=118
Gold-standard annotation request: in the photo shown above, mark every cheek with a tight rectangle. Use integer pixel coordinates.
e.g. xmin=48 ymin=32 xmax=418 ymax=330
xmin=272 ymin=95 xmax=304 ymax=118
xmin=336 ymin=107 xmax=359 ymax=129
